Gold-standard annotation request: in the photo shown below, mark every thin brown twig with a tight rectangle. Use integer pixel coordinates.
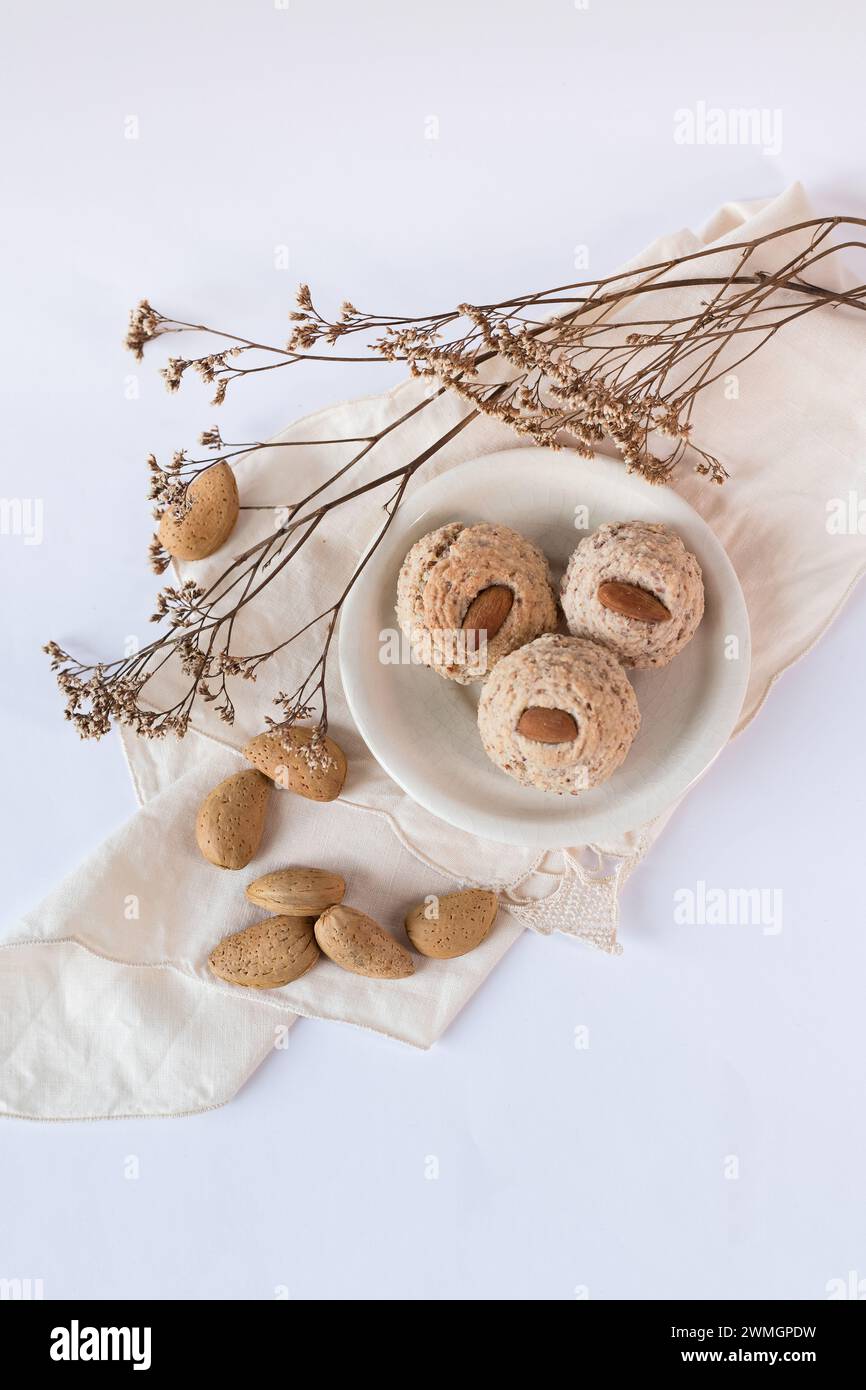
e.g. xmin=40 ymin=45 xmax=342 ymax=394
xmin=47 ymin=216 xmax=866 ymax=743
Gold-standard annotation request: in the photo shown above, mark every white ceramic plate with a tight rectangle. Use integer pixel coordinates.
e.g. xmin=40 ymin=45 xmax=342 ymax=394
xmin=339 ymin=448 xmax=750 ymax=848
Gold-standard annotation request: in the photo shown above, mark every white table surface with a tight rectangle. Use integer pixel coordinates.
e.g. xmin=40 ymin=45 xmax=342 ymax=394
xmin=1 ymin=0 xmax=864 ymax=1300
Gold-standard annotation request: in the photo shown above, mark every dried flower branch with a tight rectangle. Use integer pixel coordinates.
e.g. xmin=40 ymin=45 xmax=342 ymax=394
xmin=50 ymin=216 xmax=866 ymax=744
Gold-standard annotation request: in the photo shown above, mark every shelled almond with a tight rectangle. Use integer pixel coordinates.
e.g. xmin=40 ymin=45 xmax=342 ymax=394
xmin=516 ymin=707 xmax=578 ymax=743
xmin=597 ymin=580 xmax=670 ymax=623
xmin=462 ymin=585 xmax=514 ymax=647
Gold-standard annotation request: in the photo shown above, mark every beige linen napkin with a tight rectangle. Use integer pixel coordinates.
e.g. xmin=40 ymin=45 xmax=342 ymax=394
xmin=3 ymin=182 xmax=865 ymax=1120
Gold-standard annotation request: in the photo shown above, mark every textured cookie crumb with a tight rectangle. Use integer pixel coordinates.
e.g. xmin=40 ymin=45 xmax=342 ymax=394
xmin=396 ymin=521 xmax=557 ymax=684
xmin=477 ymin=633 xmax=640 ymax=794
xmin=561 ymin=520 xmax=704 ymax=669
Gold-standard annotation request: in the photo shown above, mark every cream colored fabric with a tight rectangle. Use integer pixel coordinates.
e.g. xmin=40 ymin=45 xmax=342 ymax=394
xmin=3 ymin=183 xmax=865 ymax=1119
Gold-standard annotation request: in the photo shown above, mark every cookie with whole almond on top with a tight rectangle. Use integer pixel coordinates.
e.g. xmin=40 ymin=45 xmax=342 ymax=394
xmin=396 ymin=521 xmax=557 ymax=684
xmin=477 ymin=633 xmax=639 ymax=795
xmin=561 ymin=520 xmax=704 ymax=669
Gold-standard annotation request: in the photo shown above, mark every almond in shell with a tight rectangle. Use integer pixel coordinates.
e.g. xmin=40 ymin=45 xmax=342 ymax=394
xmin=246 ymin=867 xmax=346 ymax=917
xmin=157 ymin=461 xmax=239 ymax=561
xmin=405 ymin=889 xmax=499 ymax=959
xmin=243 ymin=726 xmax=347 ymax=802
xmin=209 ymin=915 xmax=319 ymax=989
xmin=597 ymin=580 xmax=670 ymax=623
xmin=315 ymin=905 xmax=415 ymax=979
xmin=195 ymin=769 xmax=271 ymax=870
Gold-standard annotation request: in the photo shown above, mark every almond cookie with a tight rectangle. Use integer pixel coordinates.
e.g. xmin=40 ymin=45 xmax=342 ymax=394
xmin=561 ymin=520 xmax=704 ymax=669
xmin=396 ymin=521 xmax=557 ymax=684
xmin=477 ymin=633 xmax=639 ymax=794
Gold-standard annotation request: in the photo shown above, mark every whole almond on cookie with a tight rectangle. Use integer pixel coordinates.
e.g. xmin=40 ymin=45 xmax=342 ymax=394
xmin=209 ymin=915 xmax=319 ymax=989
xmin=246 ymin=867 xmax=346 ymax=917
xmin=315 ymin=905 xmax=415 ymax=979
xmin=195 ymin=769 xmax=271 ymax=870
xmin=405 ymin=889 xmax=499 ymax=959
xmin=597 ymin=580 xmax=670 ymax=623
xmin=461 ymin=585 xmax=514 ymax=645
xmin=516 ymin=707 xmax=578 ymax=744
xmin=243 ymin=726 xmax=347 ymax=802
xmin=158 ymin=461 xmax=239 ymax=561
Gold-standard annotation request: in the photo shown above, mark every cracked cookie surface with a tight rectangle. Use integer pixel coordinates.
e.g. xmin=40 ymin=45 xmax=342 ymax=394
xmin=396 ymin=521 xmax=557 ymax=683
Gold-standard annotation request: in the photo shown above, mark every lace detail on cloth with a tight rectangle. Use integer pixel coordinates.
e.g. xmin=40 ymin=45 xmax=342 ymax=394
xmin=502 ymin=848 xmax=643 ymax=954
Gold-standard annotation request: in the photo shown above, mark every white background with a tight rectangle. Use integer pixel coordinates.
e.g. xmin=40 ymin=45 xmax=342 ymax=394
xmin=2 ymin=0 xmax=865 ymax=1300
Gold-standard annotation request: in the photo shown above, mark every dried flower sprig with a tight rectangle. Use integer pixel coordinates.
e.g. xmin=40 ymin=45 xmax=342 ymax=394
xmin=50 ymin=216 xmax=866 ymax=742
